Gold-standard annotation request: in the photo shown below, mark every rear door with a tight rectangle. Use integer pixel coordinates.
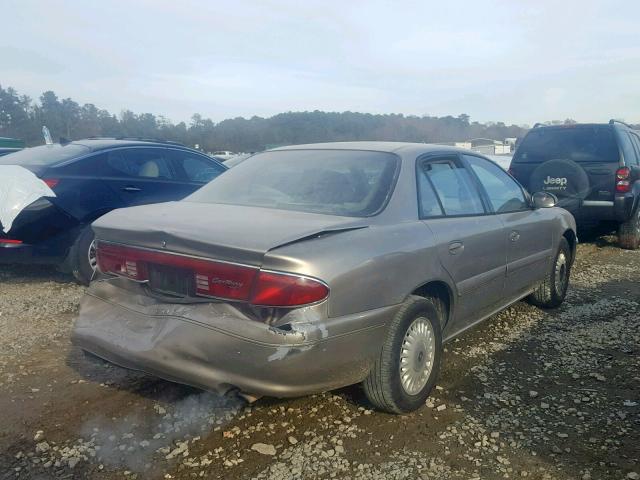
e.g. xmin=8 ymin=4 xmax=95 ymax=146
xmin=50 ymin=152 xmax=124 ymax=221
xmin=624 ymin=131 xmax=640 ymax=185
xmin=101 ymin=147 xmax=188 ymax=206
xmin=463 ymin=154 xmax=553 ymax=300
xmin=417 ymin=155 xmax=506 ymax=332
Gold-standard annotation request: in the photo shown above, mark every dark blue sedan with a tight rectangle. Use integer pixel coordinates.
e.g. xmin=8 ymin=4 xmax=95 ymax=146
xmin=0 ymin=138 xmax=226 ymax=283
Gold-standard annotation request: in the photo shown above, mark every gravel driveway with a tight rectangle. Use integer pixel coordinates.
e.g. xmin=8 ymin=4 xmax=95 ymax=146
xmin=0 ymin=237 xmax=638 ymax=480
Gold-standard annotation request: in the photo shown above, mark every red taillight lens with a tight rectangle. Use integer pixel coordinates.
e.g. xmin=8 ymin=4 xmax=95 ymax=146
xmin=96 ymin=242 xmax=329 ymax=307
xmin=615 ymin=167 xmax=631 ymax=193
xmin=43 ymin=178 xmax=59 ymax=189
xmin=0 ymin=239 xmax=22 ymax=244
xmin=96 ymin=242 xmax=257 ymax=299
xmin=249 ymin=271 xmax=329 ymax=307
xmin=96 ymin=243 xmax=148 ymax=280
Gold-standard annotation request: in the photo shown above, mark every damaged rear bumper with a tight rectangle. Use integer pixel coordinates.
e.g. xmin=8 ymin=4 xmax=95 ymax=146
xmin=72 ymin=278 xmax=395 ymax=397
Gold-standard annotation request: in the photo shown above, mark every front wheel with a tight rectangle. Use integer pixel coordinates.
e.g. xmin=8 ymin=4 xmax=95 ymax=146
xmin=618 ymin=206 xmax=640 ymax=250
xmin=363 ymin=295 xmax=443 ymax=414
xmin=527 ymin=237 xmax=571 ymax=309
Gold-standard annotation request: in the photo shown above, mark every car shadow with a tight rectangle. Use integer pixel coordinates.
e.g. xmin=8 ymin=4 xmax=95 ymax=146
xmin=66 ymin=345 xmax=208 ymax=403
xmin=0 ymin=263 xmax=75 ymax=284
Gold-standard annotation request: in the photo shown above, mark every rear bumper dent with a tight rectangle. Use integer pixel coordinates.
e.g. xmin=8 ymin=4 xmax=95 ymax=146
xmin=72 ymin=279 xmax=393 ymax=397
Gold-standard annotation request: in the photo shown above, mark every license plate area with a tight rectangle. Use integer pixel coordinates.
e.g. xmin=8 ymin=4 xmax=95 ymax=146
xmin=147 ymin=264 xmax=194 ymax=297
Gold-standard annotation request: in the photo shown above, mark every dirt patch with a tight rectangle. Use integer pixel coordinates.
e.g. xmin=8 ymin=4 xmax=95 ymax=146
xmin=0 ymin=240 xmax=639 ymax=479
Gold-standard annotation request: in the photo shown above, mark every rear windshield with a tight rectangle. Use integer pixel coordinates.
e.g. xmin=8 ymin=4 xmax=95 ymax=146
xmin=514 ymin=126 xmax=619 ymax=164
xmin=0 ymin=143 xmax=90 ymax=166
xmin=186 ymin=149 xmax=400 ymax=217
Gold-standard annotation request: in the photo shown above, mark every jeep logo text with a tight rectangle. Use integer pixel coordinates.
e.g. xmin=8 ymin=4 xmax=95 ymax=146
xmin=543 ymin=176 xmax=568 ymax=186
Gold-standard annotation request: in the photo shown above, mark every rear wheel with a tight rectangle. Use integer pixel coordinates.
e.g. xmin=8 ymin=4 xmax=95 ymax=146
xmin=618 ymin=206 xmax=640 ymax=250
xmin=71 ymin=226 xmax=97 ymax=285
xmin=528 ymin=237 xmax=571 ymax=309
xmin=363 ymin=295 xmax=443 ymax=414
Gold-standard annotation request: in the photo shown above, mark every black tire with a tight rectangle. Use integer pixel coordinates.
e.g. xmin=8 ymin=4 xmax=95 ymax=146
xmin=618 ymin=206 xmax=640 ymax=250
xmin=70 ymin=226 xmax=97 ymax=285
xmin=528 ymin=237 xmax=571 ymax=309
xmin=363 ymin=295 xmax=443 ymax=414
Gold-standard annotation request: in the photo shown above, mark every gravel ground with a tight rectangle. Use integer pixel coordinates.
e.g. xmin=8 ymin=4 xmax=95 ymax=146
xmin=0 ymin=236 xmax=638 ymax=480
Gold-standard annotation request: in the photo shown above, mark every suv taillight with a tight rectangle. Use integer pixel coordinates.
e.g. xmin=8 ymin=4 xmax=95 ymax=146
xmin=615 ymin=167 xmax=631 ymax=193
xmin=96 ymin=242 xmax=329 ymax=307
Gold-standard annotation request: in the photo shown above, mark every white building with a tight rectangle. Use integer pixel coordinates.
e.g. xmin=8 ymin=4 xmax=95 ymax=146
xmin=469 ymin=138 xmax=511 ymax=155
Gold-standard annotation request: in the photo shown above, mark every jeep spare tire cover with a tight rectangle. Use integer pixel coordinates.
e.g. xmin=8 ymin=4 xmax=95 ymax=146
xmin=529 ymin=159 xmax=590 ymax=211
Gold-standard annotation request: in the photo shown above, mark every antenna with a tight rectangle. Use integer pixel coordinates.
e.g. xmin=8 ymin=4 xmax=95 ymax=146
xmin=42 ymin=126 xmax=53 ymax=145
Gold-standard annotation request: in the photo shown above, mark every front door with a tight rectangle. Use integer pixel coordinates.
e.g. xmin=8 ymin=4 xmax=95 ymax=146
xmin=463 ymin=154 xmax=553 ymax=300
xmin=417 ymin=155 xmax=507 ymax=335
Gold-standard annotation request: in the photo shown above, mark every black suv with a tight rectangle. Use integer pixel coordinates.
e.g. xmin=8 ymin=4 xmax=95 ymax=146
xmin=509 ymin=120 xmax=640 ymax=249
xmin=0 ymin=138 xmax=226 ymax=283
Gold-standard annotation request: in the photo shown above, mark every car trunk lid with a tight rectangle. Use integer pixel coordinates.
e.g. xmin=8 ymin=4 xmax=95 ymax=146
xmin=93 ymin=201 xmax=369 ymax=267
xmin=94 ymin=201 xmax=363 ymax=302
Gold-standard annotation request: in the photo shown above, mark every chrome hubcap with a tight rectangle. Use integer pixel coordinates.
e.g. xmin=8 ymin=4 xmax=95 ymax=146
xmin=88 ymin=240 xmax=98 ymax=271
xmin=399 ymin=317 xmax=435 ymax=395
xmin=554 ymin=251 xmax=567 ymax=295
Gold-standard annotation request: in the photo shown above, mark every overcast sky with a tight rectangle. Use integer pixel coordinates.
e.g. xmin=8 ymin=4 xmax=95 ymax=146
xmin=2 ymin=0 xmax=639 ymax=126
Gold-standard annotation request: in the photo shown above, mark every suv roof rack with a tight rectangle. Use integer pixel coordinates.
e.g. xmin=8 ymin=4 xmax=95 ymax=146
xmin=85 ymin=136 xmax=185 ymax=146
xmin=608 ymin=119 xmax=635 ymax=129
xmin=532 ymin=123 xmax=545 ymax=129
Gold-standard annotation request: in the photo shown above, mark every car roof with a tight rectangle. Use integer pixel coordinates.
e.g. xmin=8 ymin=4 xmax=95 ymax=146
xmin=531 ymin=123 xmax=611 ymax=130
xmin=70 ymin=138 xmax=195 ymax=152
xmin=271 ymin=141 xmax=471 ymax=157
xmin=531 ymin=121 xmax=638 ymax=132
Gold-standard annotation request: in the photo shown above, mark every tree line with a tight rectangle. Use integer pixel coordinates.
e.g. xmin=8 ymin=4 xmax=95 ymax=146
xmin=1 ymin=84 xmax=541 ymax=152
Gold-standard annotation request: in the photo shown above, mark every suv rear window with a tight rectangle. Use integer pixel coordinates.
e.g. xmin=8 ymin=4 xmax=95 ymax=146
xmin=0 ymin=143 xmax=90 ymax=166
xmin=514 ymin=126 xmax=619 ymax=164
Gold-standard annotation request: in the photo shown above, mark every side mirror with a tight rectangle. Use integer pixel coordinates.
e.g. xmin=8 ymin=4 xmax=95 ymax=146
xmin=532 ymin=191 xmax=558 ymax=209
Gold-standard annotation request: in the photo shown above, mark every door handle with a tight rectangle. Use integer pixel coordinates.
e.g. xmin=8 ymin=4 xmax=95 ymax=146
xmin=121 ymin=186 xmax=142 ymax=192
xmin=509 ymin=231 xmax=520 ymax=242
xmin=448 ymin=241 xmax=464 ymax=255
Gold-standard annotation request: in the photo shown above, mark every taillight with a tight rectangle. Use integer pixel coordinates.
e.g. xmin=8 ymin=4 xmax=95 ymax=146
xmin=249 ymin=271 xmax=329 ymax=307
xmin=96 ymin=242 xmax=329 ymax=307
xmin=96 ymin=242 xmax=148 ymax=280
xmin=43 ymin=178 xmax=59 ymax=189
xmin=615 ymin=167 xmax=631 ymax=193
xmin=192 ymin=262 xmax=257 ymax=301
xmin=0 ymin=239 xmax=23 ymax=245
